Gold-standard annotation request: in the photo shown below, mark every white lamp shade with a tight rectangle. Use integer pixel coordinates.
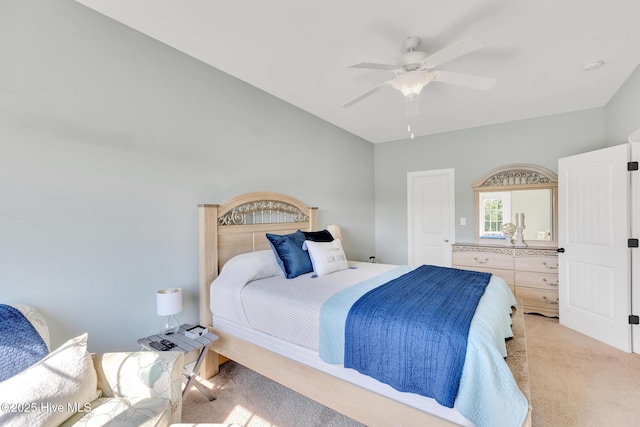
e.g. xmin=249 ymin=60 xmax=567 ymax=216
xmin=157 ymin=288 xmax=182 ymax=316
xmin=327 ymin=224 xmax=343 ymax=241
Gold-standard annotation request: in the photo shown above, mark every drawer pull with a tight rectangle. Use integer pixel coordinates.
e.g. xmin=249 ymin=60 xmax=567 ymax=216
xmin=474 ymin=257 xmax=489 ymax=264
xmin=543 ymin=262 xmax=558 ymax=270
xmin=542 ymin=278 xmax=559 ymax=287
xmin=543 ymin=296 xmax=559 ymax=305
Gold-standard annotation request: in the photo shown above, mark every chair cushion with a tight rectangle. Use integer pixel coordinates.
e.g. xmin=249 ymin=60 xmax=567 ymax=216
xmin=0 ymin=333 xmax=99 ymax=427
xmin=59 ymin=396 xmax=171 ymax=427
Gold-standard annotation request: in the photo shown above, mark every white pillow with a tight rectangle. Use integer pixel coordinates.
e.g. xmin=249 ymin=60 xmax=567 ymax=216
xmin=304 ymin=239 xmax=349 ymax=277
xmin=220 ymin=249 xmax=284 ymax=280
xmin=0 ymin=333 xmax=99 ymax=427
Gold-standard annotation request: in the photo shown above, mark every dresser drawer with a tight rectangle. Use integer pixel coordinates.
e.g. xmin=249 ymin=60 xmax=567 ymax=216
xmin=515 ymin=271 xmax=558 ymax=290
xmin=453 ymin=251 xmax=513 ymax=270
xmin=514 ymin=255 xmax=558 ymax=273
xmin=515 ymin=287 xmax=559 ymax=315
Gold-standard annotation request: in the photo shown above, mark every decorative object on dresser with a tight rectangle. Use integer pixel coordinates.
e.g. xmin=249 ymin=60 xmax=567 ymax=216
xmin=502 ymin=222 xmax=516 ymax=246
xmin=157 ymin=287 xmax=182 ymax=334
xmin=514 ymin=212 xmax=527 ymax=247
xmin=473 ymin=163 xmax=558 ymax=247
xmin=452 ymin=243 xmax=559 ymax=317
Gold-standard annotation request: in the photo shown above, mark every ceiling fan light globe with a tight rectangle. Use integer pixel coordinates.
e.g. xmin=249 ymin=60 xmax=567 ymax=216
xmin=391 ymin=70 xmax=433 ymax=97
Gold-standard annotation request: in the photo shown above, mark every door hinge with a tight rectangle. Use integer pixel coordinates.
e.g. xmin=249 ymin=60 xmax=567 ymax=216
xmin=630 ymin=315 xmax=640 ymax=325
xmin=629 ymin=238 xmax=639 ymax=248
xmin=628 ymin=161 xmax=639 ymax=171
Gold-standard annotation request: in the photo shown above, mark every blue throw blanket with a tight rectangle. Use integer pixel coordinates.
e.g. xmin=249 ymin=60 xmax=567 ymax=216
xmin=0 ymin=304 xmax=49 ymax=381
xmin=344 ymin=265 xmax=491 ymax=408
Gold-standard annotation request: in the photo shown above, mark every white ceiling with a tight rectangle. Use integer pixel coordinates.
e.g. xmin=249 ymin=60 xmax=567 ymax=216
xmin=75 ymin=0 xmax=640 ymax=144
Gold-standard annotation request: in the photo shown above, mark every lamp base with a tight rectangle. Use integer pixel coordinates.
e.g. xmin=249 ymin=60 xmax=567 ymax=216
xmin=514 ymin=226 xmax=528 ymax=247
xmin=160 ymin=315 xmax=180 ymax=335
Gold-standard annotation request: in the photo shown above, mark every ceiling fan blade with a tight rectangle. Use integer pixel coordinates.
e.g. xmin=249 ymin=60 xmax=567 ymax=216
xmin=342 ymin=80 xmax=393 ymax=108
xmin=432 ymin=70 xmax=496 ymax=90
xmin=348 ymin=62 xmax=398 ymax=71
xmin=420 ymin=37 xmax=486 ymax=69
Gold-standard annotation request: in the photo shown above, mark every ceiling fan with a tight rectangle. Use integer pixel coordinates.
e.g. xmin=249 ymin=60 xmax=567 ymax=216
xmin=342 ymin=36 xmax=496 ymax=108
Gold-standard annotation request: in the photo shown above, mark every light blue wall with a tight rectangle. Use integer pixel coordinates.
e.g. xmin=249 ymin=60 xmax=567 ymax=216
xmin=374 ymin=109 xmax=607 ymax=265
xmin=605 ymin=63 xmax=640 ymax=144
xmin=0 ymin=0 xmax=375 ymax=351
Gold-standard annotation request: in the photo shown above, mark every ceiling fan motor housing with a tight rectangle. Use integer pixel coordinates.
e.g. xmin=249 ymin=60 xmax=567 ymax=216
xmin=398 ymin=51 xmax=429 ymax=71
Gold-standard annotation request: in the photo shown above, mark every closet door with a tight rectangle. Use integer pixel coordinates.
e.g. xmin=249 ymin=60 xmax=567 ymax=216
xmin=407 ymin=169 xmax=455 ymax=267
xmin=558 ymin=144 xmax=631 ymax=352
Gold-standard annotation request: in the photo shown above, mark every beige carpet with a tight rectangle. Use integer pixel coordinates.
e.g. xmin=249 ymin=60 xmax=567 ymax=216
xmin=183 ymin=313 xmax=640 ymax=426
xmin=181 ymin=360 xmax=364 ymax=427
xmin=525 ymin=314 xmax=640 ymax=427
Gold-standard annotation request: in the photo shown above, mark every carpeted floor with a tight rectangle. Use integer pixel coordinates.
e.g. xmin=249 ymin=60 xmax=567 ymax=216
xmin=182 ymin=313 xmax=640 ymax=427
xmin=181 ymin=359 xmax=364 ymax=427
xmin=525 ymin=314 xmax=640 ymax=427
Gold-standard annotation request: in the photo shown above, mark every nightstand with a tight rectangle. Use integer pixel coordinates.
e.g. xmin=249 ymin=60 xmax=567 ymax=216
xmin=138 ymin=324 xmax=219 ymax=401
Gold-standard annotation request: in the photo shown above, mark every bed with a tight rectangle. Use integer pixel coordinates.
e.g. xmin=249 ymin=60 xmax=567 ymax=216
xmin=198 ymin=192 xmax=531 ymax=427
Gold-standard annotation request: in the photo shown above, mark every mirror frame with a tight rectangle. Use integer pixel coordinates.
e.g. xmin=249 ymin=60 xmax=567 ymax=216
xmin=472 ymin=163 xmax=558 ymax=247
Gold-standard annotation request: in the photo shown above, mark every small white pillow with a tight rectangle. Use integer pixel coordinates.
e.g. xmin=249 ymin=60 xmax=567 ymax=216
xmin=220 ymin=249 xmax=284 ymax=280
xmin=304 ymin=239 xmax=349 ymax=277
xmin=0 ymin=333 xmax=99 ymax=427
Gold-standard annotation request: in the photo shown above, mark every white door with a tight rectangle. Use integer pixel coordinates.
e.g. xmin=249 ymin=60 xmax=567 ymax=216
xmin=407 ymin=169 xmax=455 ymax=267
xmin=558 ymin=144 xmax=631 ymax=352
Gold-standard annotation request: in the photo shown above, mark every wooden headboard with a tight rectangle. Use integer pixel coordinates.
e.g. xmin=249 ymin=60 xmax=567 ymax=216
xmin=198 ymin=191 xmax=317 ymax=327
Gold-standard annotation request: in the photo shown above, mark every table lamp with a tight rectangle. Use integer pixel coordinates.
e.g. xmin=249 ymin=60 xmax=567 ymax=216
xmin=157 ymin=287 xmax=182 ymax=334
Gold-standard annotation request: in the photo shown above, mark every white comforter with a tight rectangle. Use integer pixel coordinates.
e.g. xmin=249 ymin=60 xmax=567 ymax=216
xmin=211 ymin=251 xmax=397 ymax=348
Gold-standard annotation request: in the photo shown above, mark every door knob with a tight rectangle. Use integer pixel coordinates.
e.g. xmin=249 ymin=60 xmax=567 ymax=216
xmin=557 ymin=248 xmax=565 ymax=253
xmin=444 ymin=239 xmax=449 ymax=242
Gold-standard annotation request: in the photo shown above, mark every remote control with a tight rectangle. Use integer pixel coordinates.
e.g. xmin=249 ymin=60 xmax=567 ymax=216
xmin=149 ymin=341 xmax=169 ymax=351
xmin=160 ymin=339 xmax=176 ymax=348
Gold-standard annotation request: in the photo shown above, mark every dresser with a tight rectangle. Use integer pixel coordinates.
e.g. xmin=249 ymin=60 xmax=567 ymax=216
xmin=452 ymin=243 xmax=559 ymax=317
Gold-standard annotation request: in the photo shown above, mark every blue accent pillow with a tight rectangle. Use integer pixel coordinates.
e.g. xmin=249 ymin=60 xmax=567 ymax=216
xmin=266 ymin=230 xmax=313 ymax=279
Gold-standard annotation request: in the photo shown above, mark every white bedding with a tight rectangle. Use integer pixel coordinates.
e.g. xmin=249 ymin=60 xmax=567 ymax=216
xmin=210 ymin=250 xmax=397 ymax=347
xmin=210 ymin=252 xmax=527 ymax=427
xmin=225 ymin=261 xmax=396 ymax=349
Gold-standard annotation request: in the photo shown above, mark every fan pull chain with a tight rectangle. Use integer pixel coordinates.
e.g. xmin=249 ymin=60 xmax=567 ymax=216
xmin=407 ymin=97 xmax=416 ymax=139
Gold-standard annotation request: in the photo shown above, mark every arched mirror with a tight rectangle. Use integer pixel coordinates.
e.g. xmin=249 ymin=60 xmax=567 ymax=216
xmin=473 ymin=163 xmax=558 ymax=247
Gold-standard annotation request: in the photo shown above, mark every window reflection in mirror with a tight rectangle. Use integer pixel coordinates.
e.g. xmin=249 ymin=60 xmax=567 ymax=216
xmin=479 ymin=191 xmax=510 ymax=239
xmin=479 ymin=189 xmax=553 ymax=241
